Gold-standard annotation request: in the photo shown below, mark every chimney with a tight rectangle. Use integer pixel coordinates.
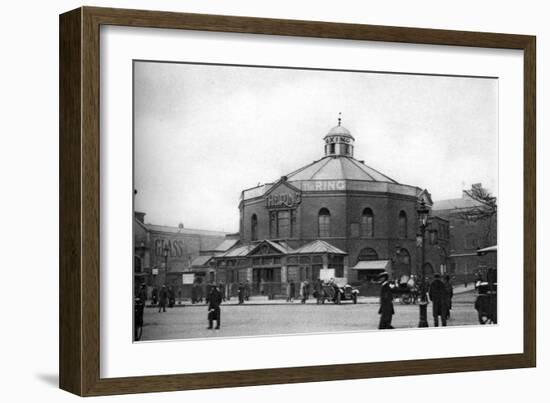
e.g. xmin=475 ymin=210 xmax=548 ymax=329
xmin=134 ymin=211 xmax=146 ymax=223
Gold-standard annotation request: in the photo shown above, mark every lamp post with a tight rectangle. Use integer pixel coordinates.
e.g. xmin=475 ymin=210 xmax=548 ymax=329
xmin=162 ymin=244 xmax=170 ymax=285
xmin=417 ymin=200 xmax=430 ymax=328
xmin=392 ymin=245 xmax=402 ymax=277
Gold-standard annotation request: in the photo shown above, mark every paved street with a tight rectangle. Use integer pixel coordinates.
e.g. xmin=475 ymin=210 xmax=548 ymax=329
xmin=139 ymin=291 xmax=484 ymax=341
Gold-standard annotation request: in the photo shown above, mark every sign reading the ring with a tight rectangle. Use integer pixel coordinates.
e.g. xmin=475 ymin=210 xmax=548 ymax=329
xmin=265 ymin=191 xmax=302 ymax=209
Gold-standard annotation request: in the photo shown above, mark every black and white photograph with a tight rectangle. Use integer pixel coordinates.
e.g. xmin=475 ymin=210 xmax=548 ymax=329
xmin=132 ymin=60 xmax=498 ymax=342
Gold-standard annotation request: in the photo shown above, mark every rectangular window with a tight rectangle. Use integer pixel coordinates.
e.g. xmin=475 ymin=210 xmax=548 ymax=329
xmin=329 ymin=255 xmax=344 ymax=278
xmin=319 ymin=216 xmax=330 ymax=238
xmin=270 ymin=212 xmax=277 ymax=238
xmin=277 ymin=210 xmax=290 ymax=238
xmin=290 ymin=210 xmax=297 ymax=237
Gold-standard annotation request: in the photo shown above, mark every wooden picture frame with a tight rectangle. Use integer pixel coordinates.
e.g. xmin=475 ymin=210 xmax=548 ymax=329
xmin=59 ymin=6 xmax=536 ymax=396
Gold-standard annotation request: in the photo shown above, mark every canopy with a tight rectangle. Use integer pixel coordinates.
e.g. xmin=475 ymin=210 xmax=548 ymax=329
xmin=353 ymin=260 xmax=391 ymax=271
xmin=477 ymin=245 xmax=497 ymax=255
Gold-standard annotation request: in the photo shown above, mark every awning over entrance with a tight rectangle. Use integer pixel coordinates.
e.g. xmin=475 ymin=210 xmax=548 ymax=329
xmin=477 ymin=245 xmax=497 ymax=255
xmin=352 ymin=260 xmax=391 ymax=271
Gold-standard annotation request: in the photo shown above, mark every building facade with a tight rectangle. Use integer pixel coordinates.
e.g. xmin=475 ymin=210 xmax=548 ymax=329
xmin=133 ymin=212 xmax=227 ymax=294
xmin=432 ymin=184 xmax=497 ymax=283
xmin=210 ymin=120 xmax=449 ymax=296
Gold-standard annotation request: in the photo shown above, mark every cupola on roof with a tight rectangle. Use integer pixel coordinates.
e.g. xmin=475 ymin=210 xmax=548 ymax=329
xmin=325 ymin=124 xmax=353 ymax=138
xmin=322 ymin=113 xmax=356 ymax=158
xmin=284 ymin=114 xmax=398 ymax=184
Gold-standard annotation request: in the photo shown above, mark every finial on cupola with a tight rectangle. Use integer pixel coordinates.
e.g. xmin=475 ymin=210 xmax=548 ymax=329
xmin=338 ymin=112 xmax=342 ymax=127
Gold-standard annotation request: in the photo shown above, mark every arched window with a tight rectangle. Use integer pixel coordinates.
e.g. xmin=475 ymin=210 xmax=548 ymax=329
xmin=439 ymin=248 xmax=447 ymax=273
xmin=360 ymin=208 xmax=374 ymax=237
xmin=357 ymin=247 xmax=378 ymax=262
xmin=318 ymin=208 xmax=331 ymax=238
xmin=398 ymin=210 xmax=408 ymax=238
xmin=251 ymin=214 xmax=258 ymax=241
xmin=423 ymin=262 xmax=434 ymax=277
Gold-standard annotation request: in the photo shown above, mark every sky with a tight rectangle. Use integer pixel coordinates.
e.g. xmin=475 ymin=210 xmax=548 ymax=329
xmin=134 ymin=61 xmax=498 ymax=232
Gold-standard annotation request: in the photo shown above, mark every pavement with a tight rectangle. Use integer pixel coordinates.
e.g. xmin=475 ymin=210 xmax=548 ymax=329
xmin=145 ymin=284 xmax=477 ymax=308
xmin=140 ymin=295 xmax=482 ymax=341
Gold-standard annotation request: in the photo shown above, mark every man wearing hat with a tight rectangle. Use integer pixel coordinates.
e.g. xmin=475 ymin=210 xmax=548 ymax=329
xmin=207 ymin=284 xmax=223 ymax=329
xmin=158 ymin=284 xmax=168 ymax=313
xmin=429 ymin=273 xmax=448 ymax=326
xmin=378 ymin=272 xmax=396 ymax=329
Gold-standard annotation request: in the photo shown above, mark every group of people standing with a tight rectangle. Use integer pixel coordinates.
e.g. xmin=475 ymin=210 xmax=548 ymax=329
xmin=285 ymin=279 xmax=325 ymax=303
xmin=378 ymin=272 xmax=454 ymax=330
xmin=151 ymin=284 xmax=177 ymax=312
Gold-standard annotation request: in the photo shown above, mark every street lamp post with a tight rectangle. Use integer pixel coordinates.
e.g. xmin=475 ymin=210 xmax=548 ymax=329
xmin=162 ymin=245 xmax=170 ymax=285
xmin=417 ymin=200 xmax=430 ymax=328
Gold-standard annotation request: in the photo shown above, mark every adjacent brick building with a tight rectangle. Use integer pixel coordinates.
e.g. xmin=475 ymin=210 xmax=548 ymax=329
xmin=432 ymin=185 xmax=497 ymax=283
xmin=133 ymin=212 xmax=227 ymax=295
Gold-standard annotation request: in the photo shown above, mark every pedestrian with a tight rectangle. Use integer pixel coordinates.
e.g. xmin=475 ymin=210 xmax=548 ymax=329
xmin=238 ymin=282 xmax=245 ymax=304
xmin=444 ymin=274 xmax=454 ymax=319
xmin=331 ymin=278 xmax=340 ymax=303
xmin=158 ymin=284 xmax=168 ymax=313
xmin=168 ymin=285 xmax=175 ymax=308
xmin=151 ymin=286 xmax=158 ymax=306
xmin=289 ymin=280 xmax=295 ymax=302
xmin=218 ymin=282 xmax=226 ymax=302
xmin=137 ymin=283 xmax=147 ymax=305
xmin=377 ymin=272 xmax=395 ymax=329
xmin=286 ymin=280 xmax=292 ymax=302
xmin=300 ymin=280 xmax=309 ymax=304
xmin=475 ymin=270 xmax=483 ymax=288
xmin=207 ymin=285 xmax=223 ymax=329
xmin=428 ymin=274 xmax=448 ymax=326
xmin=313 ymin=278 xmax=323 ymax=304
xmin=244 ymin=280 xmax=250 ymax=301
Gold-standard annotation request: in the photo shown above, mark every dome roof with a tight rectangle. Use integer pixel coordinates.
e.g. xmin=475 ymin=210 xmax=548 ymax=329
xmin=286 ymin=156 xmax=398 ymax=183
xmin=325 ymin=125 xmax=354 ymax=139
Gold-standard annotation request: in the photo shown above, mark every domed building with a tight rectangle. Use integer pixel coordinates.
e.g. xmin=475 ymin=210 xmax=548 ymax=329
xmin=211 ymin=118 xmax=449 ymax=296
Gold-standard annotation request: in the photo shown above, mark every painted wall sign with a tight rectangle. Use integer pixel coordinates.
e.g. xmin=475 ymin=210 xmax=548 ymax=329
xmin=265 ymin=192 xmax=302 ymax=209
xmin=302 ymin=180 xmax=346 ymax=192
xmin=325 ymin=136 xmax=352 ymax=144
xmin=154 ymin=238 xmax=185 ymax=258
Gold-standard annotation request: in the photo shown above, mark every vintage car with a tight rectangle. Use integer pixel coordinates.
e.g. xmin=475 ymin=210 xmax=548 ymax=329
xmin=317 ymin=283 xmax=359 ymax=304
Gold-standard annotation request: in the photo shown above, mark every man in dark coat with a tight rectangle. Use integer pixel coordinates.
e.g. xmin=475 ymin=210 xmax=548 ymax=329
xmin=444 ymin=275 xmax=454 ymax=319
xmin=238 ymin=282 xmax=245 ymax=304
xmin=168 ymin=286 xmax=175 ymax=308
xmin=137 ymin=283 xmax=147 ymax=305
xmin=207 ymin=285 xmax=223 ymax=329
xmin=158 ymin=284 xmax=168 ymax=313
xmin=429 ymin=274 xmax=448 ymax=326
xmin=378 ymin=272 xmax=395 ymax=329
xmin=244 ymin=280 xmax=251 ymax=301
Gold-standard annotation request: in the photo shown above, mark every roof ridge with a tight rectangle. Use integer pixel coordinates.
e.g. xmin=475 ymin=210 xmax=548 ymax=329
xmin=309 ymin=157 xmax=334 ymax=180
xmin=343 ymin=156 xmax=376 ymax=181
xmin=286 ymin=156 xmax=328 ymax=178
xmin=349 ymin=157 xmax=399 ymax=184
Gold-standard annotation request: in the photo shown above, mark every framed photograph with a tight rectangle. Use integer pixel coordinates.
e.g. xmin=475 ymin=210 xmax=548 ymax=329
xmin=59 ymin=6 xmax=536 ymax=396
